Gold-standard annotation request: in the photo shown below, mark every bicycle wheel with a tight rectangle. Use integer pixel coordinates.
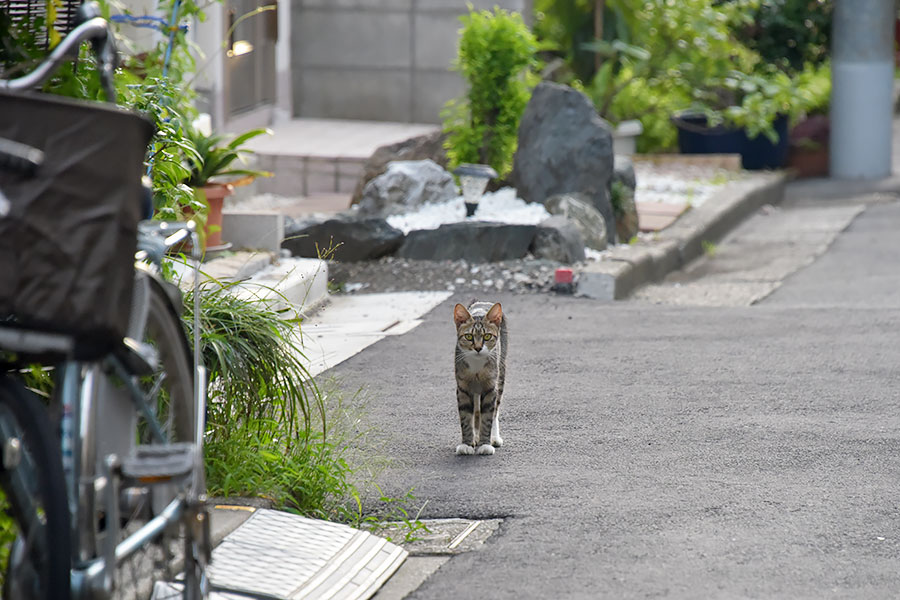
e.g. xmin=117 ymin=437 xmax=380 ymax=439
xmin=94 ymin=278 xmax=206 ymax=599
xmin=0 ymin=374 xmax=71 ymax=600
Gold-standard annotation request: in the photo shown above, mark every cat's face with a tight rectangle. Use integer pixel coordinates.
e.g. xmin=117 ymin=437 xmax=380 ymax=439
xmin=454 ymin=302 xmax=502 ymax=354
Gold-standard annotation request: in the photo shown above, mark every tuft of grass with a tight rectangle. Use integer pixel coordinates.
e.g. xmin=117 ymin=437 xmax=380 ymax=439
xmin=701 ymin=239 xmax=718 ymax=257
xmin=183 ymin=279 xmax=324 ymax=442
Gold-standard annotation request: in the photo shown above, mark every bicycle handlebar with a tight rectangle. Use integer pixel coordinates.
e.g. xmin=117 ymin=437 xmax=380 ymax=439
xmin=0 ymin=3 xmax=117 ymax=101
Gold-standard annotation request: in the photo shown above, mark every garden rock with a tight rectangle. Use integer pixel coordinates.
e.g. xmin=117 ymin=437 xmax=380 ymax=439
xmin=511 ymin=82 xmax=616 ymax=244
xmin=611 ymin=154 xmax=639 ymax=242
xmin=357 ymin=159 xmax=457 ymax=217
xmin=397 ymin=222 xmax=536 ymax=263
xmin=282 ymin=215 xmax=404 ymax=262
xmin=351 ymin=131 xmax=448 ymax=206
xmin=544 ymin=193 xmax=608 ymax=251
xmin=530 ymin=216 xmax=586 ymax=264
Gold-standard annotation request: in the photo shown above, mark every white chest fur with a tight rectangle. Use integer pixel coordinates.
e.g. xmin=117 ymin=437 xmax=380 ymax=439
xmin=463 ymin=349 xmax=493 ymax=374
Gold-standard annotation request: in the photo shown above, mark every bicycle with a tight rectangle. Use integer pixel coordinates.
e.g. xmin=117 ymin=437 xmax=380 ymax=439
xmin=0 ymin=4 xmax=210 ymax=598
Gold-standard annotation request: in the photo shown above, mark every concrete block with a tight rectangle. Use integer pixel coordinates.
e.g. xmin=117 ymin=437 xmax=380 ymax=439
xmin=417 ymin=0 xmax=528 ymax=12
xmin=256 ymin=171 xmax=305 ymax=197
xmin=575 ymin=261 xmax=627 ymax=301
xmin=338 ymin=173 xmax=360 ymax=194
xmin=305 ymin=159 xmax=339 ymax=194
xmin=300 ymin=0 xmax=412 ymax=9
xmin=295 ymin=69 xmax=413 ymax=121
xmin=236 ymin=258 xmax=330 ymax=313
xmin=201 ymin=251 xmax=274 ymax=283
xmin=413 ymin=13 xmax=462 ymax=69
xmin=295 ymin=12 xmax=411 ymax=69
xmin=222 ymin=211 xmax=285 ymax=253
xmin=412 ymin=71 xmax=465 ymax=123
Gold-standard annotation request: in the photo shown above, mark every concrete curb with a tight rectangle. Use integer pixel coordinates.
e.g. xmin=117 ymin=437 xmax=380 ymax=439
xmin=192 ymin=251 xmax=330 ymax=314
xmin=576 ymin=172 xmax=788 ymax=300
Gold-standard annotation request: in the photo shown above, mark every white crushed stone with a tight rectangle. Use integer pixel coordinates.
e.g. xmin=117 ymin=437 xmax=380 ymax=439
xmin=633 ymin=162 xmax=740 ymax=208
xmin=385 ymin=187 xmax=550 ymax=234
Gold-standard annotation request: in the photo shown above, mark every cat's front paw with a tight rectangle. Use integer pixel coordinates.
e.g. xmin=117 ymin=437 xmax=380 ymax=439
xmin=475 ymin=444 xmax=495 ymax=455
xmin=455 ymin=444 xmax=475 ymax=455
xmin=491 ymin=436 xmax=504 ymax=448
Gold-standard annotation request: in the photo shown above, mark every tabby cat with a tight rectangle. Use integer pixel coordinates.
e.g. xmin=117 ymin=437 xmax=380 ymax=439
xmin=453 ymin=301 xmax=508 ymax=455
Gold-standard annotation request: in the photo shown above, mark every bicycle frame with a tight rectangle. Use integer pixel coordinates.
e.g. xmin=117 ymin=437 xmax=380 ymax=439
xmin=64 ymin=223 xmax=209 ymax=598
xmin=0 ymin=3 xmax=211 ymax=594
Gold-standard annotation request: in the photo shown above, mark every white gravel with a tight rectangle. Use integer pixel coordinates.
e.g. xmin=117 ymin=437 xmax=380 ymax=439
xmin=633 ymin=162 xmax=740 ymax=208
xmin=385 ymin=187 xmax=550 ymax=234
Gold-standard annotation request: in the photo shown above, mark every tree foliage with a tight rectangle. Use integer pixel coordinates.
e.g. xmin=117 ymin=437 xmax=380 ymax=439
xmin=442 ymin=7 xmax=538 ymax=178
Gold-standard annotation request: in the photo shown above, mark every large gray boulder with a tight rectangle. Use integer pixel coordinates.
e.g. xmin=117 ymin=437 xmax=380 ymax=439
xmin=511 ymin=82 xmax=616 ymax=244
xmin=397 ymin=222 xmax=536 ymax=262
xmin=282 ymin=215 xmax=404 ymax=262
xmin=351 ymin=131 xmax=448 ymax=206
xmin=544 ymin=193 xmax=608 ymax=251
xmin=357 ymin=159 xmax=457 ymax=217
xmin=530 ymin=216 xmax=586 ymax=264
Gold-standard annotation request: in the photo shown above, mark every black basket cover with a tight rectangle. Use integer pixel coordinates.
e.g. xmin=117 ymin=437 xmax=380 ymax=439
xmin=0 ymin=91 xmax=154 ymax=357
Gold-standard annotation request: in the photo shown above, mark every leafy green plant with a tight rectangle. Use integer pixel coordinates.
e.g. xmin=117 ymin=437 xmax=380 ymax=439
xmin=577 ymin=0 xmax=829 ymax=151
xmin=743 ymin=0 xmax=833 ymax=73
xmin=590 ymin=0 xmax=761 ymax=151
xmin=357 ymin=488 xmax=431 ymax=544
xmin=442 ymin=6 xmax=539 ymax=178
xmin=183 ymin=125 xmax=272 ymax=188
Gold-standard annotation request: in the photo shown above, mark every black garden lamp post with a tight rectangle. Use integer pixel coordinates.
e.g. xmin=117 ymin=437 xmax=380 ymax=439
xmin=453 ymin=163 xmax=497 ymax=217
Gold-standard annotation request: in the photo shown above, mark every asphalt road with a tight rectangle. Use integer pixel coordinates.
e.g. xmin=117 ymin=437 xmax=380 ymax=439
xmin=331 ymin=197 xmax=900 ymax=599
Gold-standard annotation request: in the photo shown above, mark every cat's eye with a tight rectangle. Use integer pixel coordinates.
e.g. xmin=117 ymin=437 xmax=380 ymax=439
xmin=483 ymin=333 xmax=493 ymax=340
xmin=464 ymin=334 xmax=473 ymax=341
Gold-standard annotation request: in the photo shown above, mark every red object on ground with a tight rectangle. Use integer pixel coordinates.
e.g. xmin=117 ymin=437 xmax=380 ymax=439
xmin=555 ymin=267 xmax=574 ymax=285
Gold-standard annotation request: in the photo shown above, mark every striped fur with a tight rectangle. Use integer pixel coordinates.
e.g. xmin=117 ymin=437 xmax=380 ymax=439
xmin=453 ymin=300 xmax=508 ymax=455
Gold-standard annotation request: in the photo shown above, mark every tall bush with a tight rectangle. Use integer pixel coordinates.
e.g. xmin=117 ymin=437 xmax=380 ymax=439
xmin=744 ymin=0 xmax=833 ymax=73
xmin=442 ymin=7 xmax=538 ymax=178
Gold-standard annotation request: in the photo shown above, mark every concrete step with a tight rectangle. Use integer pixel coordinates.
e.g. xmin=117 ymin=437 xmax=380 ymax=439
xmin=244 ymin=118 xmax=440 ymax=197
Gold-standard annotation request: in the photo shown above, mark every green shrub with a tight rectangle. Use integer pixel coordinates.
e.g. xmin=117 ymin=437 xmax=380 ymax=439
xmin=442 ymin=7 xmax=539 ymax=178
xmin=582 ymin=0 xmax=828 ymax=151
xmin=533 ymin=0 xmax=598 ymax=82
xmin=743 ymin=0 xmax=833 ymax=73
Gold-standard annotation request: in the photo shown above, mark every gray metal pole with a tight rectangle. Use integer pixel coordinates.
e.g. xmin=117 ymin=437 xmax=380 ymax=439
xmin=830 ymin=0 xmax=895 ymax=179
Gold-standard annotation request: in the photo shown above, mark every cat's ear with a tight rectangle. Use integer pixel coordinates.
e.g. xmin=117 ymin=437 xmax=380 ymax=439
xmin=486 ymin=302 xmax=503 ymax=325
xmin=453 ymin=303 xmax=471 ymax=326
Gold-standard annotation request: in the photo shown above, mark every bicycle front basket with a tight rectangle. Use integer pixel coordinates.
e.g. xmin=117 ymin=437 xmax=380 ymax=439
xmin=0 ymin=91 xmax=154 ymax=359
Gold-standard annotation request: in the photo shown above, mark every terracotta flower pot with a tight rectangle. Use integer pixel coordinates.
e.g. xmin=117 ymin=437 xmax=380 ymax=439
xmin=787 ymin=146 xmax=829 ymax=178
xmin=198 ymin=183 xmax=233 ymax=249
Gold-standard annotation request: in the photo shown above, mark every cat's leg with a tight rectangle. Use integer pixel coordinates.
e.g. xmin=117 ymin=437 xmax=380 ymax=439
xmin=456 ymin=387 xmax=476 ymax=455
xmin=476 ymin=389 xmax=497 ymax=455
xmin=490 ymin=399 xmax=503 ymax=448
xmin=493 ymin=359 xmax=505 ymax=447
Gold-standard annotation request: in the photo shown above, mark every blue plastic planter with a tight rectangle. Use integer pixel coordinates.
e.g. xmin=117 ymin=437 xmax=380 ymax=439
xmin=674 ymin=112 xmax=789 ymax=170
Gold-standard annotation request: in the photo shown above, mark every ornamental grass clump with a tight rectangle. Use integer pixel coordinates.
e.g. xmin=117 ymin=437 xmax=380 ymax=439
xmin=182 ymin=280 xmax=357 ymax=516
xmin=442 ymin=6 xmax=539 ymax=178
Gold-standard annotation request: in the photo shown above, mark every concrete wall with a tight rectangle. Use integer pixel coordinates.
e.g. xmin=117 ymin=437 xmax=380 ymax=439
xmin=291 ymin=0 xmax=532 ymax=124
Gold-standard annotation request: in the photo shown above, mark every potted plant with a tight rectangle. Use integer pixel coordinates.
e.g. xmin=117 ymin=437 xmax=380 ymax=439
xmin=784 ymin=62 xmax=831 ymax=178
xmin=184 ymin=116 xmax=272 ymax=249
xmin=786 ymin=114 xmax=829 ymax=178
xmin=669 ymin=67 xmax=796 ymax=170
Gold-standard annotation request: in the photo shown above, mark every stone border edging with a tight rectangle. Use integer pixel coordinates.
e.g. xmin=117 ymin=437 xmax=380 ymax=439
xmin=576 ymin=173 xmax=788 ymax=300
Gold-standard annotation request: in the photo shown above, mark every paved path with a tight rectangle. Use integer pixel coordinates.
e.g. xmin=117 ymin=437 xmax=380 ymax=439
xmin=327 ymin=194 xmax=900 ymax=598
